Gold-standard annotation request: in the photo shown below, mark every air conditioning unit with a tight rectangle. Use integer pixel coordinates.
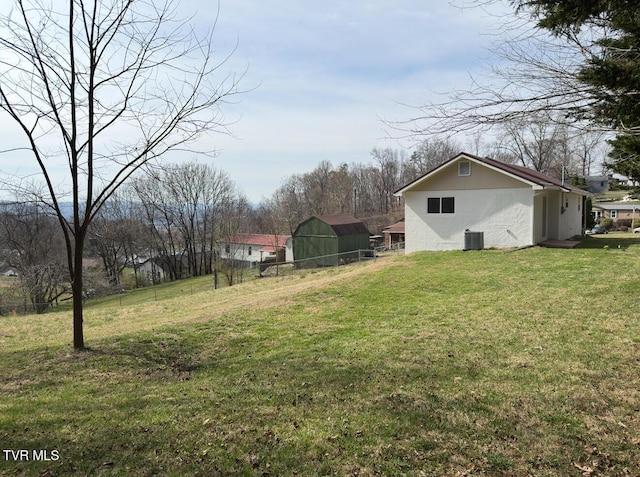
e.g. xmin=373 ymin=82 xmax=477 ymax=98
xmin=464 ymin=230 xmax=484 ymax=251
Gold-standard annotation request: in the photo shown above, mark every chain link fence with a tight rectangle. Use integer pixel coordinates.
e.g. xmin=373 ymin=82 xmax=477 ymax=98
xmin=0 ymin=244 xmax=405 ymax=315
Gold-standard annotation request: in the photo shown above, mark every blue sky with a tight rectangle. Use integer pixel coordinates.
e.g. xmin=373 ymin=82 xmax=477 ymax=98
xmin=0 ymin=1 xmax=517 ymax=204
xmin=200 ymin=1 xmax=515 ymax=202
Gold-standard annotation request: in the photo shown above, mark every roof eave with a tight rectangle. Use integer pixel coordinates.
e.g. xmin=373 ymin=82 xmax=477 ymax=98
xmin=395 ymin=153 xmax=540 ymax=195
xmin=394 ymin=153 xmax=468 ymax=196
xmin=394 ymin=152 xmax=593 ymax=197
xmin=558 ymin=186 xmax=591 ymax=196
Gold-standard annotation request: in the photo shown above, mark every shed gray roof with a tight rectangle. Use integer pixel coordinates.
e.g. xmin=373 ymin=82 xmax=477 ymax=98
xmin=315 ymin=214 xmax=371 ymax=236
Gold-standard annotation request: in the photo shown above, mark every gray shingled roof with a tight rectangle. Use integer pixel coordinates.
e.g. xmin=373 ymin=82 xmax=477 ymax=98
xmin=316 ymin=214 xmax=370 ymax=236
xmin=592 ymin=204 xmax=640 ymax=211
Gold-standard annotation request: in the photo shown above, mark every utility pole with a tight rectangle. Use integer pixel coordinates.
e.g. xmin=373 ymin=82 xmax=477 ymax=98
xmin=353 ymin=188 xmax=357 ymax=217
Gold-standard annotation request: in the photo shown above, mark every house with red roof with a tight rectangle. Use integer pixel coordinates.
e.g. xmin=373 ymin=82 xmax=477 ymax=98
xmin=219 ymin=233 xmax=292 ymax=267
xmin=394 ymin=152 xmax=590 ymax=252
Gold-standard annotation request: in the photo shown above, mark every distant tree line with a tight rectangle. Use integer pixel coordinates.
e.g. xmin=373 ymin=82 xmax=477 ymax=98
xmin=0 ymin=162 xmax=252 ymax=313
xmin=0 ymin=124 xmax=608 ymax=313
xmin=0 ymin=201 xmax=68 ymax=314
xmin=257 ymin=128 xmax=608 ymax=237
xmin=89 ymin=162 xmax=252 ymax=290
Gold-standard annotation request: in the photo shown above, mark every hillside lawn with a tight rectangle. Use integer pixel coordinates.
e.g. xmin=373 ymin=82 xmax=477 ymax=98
xmin=1 ymin=235 xmax=640 ymax=476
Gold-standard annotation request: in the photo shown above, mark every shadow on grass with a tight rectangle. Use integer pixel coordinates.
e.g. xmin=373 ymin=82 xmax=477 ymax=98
xmin=578 ymin=233 xmax=640 ymax=250
xmin=3 ymin=326 xmax=629 ymax=477
xmin=0 ymin=336 xmax=527 ymax=476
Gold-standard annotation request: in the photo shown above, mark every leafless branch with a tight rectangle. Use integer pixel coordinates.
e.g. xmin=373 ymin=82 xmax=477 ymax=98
xmin=392 ymin=3 xmax=639 ymax=140
xmin=0 ymin=0 xmax=244 ymax=348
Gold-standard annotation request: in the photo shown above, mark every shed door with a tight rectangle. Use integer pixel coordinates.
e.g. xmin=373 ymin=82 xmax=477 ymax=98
xmin=541 ymin=196 xmax=548 ymax=240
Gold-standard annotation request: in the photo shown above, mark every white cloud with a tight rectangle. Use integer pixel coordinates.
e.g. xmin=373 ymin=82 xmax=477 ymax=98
xmin=199 ymin=2 xmax=519 ymax=201
xmin=1 ymin=0 xmax=520 ymax=203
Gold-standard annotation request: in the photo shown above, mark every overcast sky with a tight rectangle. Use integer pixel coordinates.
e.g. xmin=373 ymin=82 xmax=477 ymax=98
xmin=1 ymin=1 xmax=519 ymax=204
xmin=202 ymin=1 xmax=518 ymax=202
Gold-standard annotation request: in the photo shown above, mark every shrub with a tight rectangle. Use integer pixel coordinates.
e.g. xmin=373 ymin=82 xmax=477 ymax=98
xmin=616 ymin=218 xmax=632 ymax=228
xmin=612 ymin=219 xmax=631 ymax=231
xmin=599 ymin=218 xmax=614 ymax=230
xmin=609 ymin=182 xmax=634 ymax=191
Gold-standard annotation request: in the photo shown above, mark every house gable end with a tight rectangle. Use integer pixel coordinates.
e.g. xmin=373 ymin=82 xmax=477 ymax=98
xmin=293 ymin=217 xmax=336 ymax=238
xmin=294 ymin=215 xmax=370 ymax=238
xmin=395 ymin=152 xmax=589 ymax=196
xmin=408 ymin=156 xmax=531 ymax=192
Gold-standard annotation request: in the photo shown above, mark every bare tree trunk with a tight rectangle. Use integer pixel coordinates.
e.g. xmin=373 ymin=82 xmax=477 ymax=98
xmin=0 ymin=0 xmax=242 ymax=349
xmin=72 ymin=234 xmax=85 ymax=349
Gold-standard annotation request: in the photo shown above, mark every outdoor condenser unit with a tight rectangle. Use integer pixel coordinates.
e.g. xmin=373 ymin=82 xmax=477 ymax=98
xmin=464 ymin=229 xmax=484 ymax=251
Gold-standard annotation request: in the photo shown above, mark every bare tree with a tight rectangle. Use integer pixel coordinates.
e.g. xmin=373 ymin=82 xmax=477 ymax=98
xmin=89 ymin=215 xmax=129 ymax=288
xmin=370 ymin=148 xmax=402 ymax=214
xmin=217 ymin=192 xmax=252 ymax=286
xmin=132 ymin=171 xmax=187 ymax=282
xmin=498 ymin=113 xmax=568 ymax=173
xmin=269 ymin=179 xmax=308 ymax=236
xmin=132 ymin=162 xmax=246 ymax=285
xmin=0 ymin=1 xmax=242 ymax=348
xmin=492 ymin=112 xmax=609 ymax=179
xmin=302 ymin=160 xmax=334 ymax=216
xmin=268 ymin=162 xmax=355 ymax=230
xmin=196 ymin=165 xmax=238 ymax=277
xmin=350 ymin=164 xmax=378 ymax=216
xmin=394 ymin=4 xmax=601 ymax=139
xmin=406 ymin=138 xmax=462 ymax=177
xmin=88 ymin=190 xmax=148 ymax=288
xmin=327 ymin=164 xmax=354 ymax=215
xmin=0 ymin=202 xmax=68 ymax=314
xmin=571 ymin=130 xmax=609 ymax=178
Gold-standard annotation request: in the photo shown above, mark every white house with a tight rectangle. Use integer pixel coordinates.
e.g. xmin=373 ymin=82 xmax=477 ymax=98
xmin=394 ymin=152 xmax=590 ymax=252
xmin=137 ymin=257 xmax=169 ymax=284
xmin=219 ymin=234 xmax=293 ymax=267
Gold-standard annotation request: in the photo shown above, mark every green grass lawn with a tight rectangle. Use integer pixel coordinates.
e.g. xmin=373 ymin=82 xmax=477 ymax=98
xmin=1 ymin=238 xmax=640 ymax=476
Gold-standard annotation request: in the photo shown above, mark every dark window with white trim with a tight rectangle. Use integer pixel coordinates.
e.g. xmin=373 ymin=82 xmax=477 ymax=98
xmin=458 ymin=161 xmax=471 ymax=176
xmin=427 ymin=197 xmax=455 ymax=214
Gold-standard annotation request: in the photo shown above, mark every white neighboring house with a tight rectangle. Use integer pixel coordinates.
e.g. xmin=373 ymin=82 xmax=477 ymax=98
xmin=137 ymin=257 xmax=169 ymax=284
xmin=2 ymin=268 xmax=18 ymax=277
xmin=394 ymin=152 xmax=590 ymax=252
xmin=219 ymin=234 xmax=292 ymax=267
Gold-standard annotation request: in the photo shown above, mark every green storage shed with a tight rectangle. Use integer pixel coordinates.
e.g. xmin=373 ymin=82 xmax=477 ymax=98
xmin=293 ymin=214 xmax=371 ymax=267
